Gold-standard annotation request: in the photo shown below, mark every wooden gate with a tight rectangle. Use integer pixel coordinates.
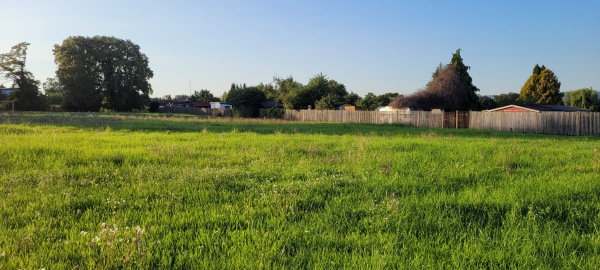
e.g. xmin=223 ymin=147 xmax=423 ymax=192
xmin=443 ymin=111 xmax=470 ymax=128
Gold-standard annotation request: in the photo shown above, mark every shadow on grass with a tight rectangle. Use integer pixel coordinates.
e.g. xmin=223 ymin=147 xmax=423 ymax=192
xmin=1 ymin=112 xmax=598 ymax=141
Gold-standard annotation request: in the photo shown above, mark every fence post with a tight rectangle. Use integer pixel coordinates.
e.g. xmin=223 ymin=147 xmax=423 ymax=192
xmin=456 ymin=110 xmax=459 ymax=129
xmin=577 ymin=111 xmax=581 ymax=136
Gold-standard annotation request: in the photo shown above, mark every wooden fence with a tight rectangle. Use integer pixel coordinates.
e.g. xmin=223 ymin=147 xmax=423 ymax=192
xmin=160 ymin=107 xmax=233 ymax=117
xmin=470 ymin=111 xmax=600 ymax=136
xmin=283 ymin=110 xmax=600 ymax=136
xmin=283 ymin=110 xmax=469 ymax=129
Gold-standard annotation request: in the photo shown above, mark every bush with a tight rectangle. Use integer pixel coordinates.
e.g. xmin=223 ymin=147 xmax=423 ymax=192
xmin=262 ymin=108 xmax=285 ymax=119
xmin=149 ymin=101 xmax=160 ymax=113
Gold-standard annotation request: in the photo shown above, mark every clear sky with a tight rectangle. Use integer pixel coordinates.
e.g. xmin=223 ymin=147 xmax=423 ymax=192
xmin=3 ymin=0 xmax=599 ymax=98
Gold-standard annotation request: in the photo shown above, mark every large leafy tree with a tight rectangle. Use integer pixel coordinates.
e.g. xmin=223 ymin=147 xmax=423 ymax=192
xmin=283 ymin=74 xmax=347 ymax=110
xmin=390 ymin=64 xmax=469 ymax=111
xmin=273 ymin=76 xmax=303 ymax=103
xmin=449 ymin=49 xmax=480 ymax=110
xmin=0 ymin=42 xmax=44 ymax=110
xmin=390 ymin=49 xmax=479 ymax=111
xmin=519 ymin=64 xmax=563 ymax=105
xmin=191 ymin=89 xmax=220 ymax=102
xmin=226 ymin=84 xmax=266 ymax=117
xmin=356 ymin=92 xmax=399 ymax=110
xmin=54 ymin=36 xmax=153 ymax=111
xmin=564 ymin=87 xmax=599 ymax=111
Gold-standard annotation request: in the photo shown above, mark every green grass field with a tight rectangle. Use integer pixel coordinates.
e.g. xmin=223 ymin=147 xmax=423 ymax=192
xmin=1 ymin=112 xmax=600 ymax=269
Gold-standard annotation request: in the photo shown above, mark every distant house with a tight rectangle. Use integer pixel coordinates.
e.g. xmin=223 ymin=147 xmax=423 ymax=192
xmin=487 ymin=105 xmax=590 ymax=112
xmin=170 ymin=102 xmax=191 ymax=108
xmin=210 ymin=102 xmax=232 ymax=109
xmin=335 ymin=102 xmax=357 ymax=111
xmin=0 ymin=85 xmax=17 ymax=97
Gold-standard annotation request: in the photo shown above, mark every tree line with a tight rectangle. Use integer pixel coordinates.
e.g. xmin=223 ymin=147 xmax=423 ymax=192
xmin=1 ymin=37 xmax=599 ymax=113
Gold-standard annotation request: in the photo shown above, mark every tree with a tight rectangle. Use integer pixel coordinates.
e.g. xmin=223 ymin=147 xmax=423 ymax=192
xmin=449 ymin=49 xmax=480 ymax=110
xmin=345 ymin=92 xmax=361 ymax=105
xmin=54 ymin=36 xmax=154 ymax=112
xmin=376 ymin=92 xmax=400 ymax=106
xmin=273 ymin=76 xmax=303 ymax=103
xmin=0 ymin=42 xmax=44 ymax=111
xmin=257 ymin=83 xmax=277 ymax=101
xmin=315 ymin=94 xmax=337 ymax=110
xmin=390 ymin=64 xmax=469 ymax=111
xmin=519 ymin=65 xmax=563 ymax=105
xmin=493 ymin=92 xmax=522 ymax=107
xmin=149 ymin=98 xmax=160 ymax=113
xmin=42 ymin=77 xmax=64 ymax=106
xmin=477 ymin=95 xmax=497 ymax=110
xmin=191 ymin=89 xmax=220 ymax=102
xmin=226 ymin=84 xmax=266 ymax=117
xmin=357 ymin=92 xmax=399 ymax=111
xmin=173 ymin=95 xmax=190 ymax=102
xmin=282 ymin=74 xmax=347 ymax=110
xmin=390 ymin=49 xmax=478 ymax=111
xmin=564 ymin=88 xmax=599 ymax=111
xmin=357 ymin=92 xmax=378 ymax=110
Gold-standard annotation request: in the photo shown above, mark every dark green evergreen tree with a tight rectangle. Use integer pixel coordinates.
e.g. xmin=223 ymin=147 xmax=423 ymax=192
xmin=449 ymin=49 xmax=480 ymax=110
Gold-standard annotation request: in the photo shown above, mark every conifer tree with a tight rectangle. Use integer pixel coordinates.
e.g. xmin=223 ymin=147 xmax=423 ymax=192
xmin=449 ymin=49 xmax=480 ymax=110
xmin=519 ymin=65 xmax=562 ymax=105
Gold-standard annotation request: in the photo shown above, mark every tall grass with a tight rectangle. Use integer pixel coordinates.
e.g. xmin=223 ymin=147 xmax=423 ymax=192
xmin=1 ymin=112 xmax=599 ymax=268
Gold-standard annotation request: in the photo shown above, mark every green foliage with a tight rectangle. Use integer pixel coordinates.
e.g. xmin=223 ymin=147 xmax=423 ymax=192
xmin=493 ymin=92 xmax=522 ymax=107
xmin=0 ymin=42 xmax=44 ymax=111
xmin=1 ymin=113 xmax=600 ymax=268
xmin=391 ymin=50 xmax=479 ymax=111
xmin=257 ymin=83 xmax=277 ymax=101
xmin=450 ymin=49 xmax=480 ymax=110
xmin=261 ymin=107 xmax=285 ymax=118
xmin=564 ymin=88 xmax=599 ymax=111
xmin=477 ymin=95 xmax=497 ymax=110
xmin=226 ymin=84 xmax=266 ymax=117
xmin=220 ymin=91 xmax=228 ymax=103
xmin=283 ymin=74 xmax=347 ymax=110
xmin=148 ymin=100 xmax=160 ymax=113
xmin=43 ymin=77 xmax=64 ymax=106
xmin=519 ymin=65 xmax=563 ymax=105
xmin=357 ymin=92 xmax=399 ymax=110
xmin=390 ymin=65 xmax=470 ymax=111
xmin=315 ymin=94 xmax=338 ymax=110
xmin=274 ymin=76 xmax=303 ymax=103
xmin=191 ymin=89 xmax=220 ymax=102
xmin=345 ymin=92 xmax=361 ymax=105
xmin=54 ymin=36 xmax=154 ymax=112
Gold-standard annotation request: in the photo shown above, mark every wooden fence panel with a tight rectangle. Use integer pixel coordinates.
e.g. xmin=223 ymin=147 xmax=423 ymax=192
xmin=469 ymin=112 xmax=541 ymax=133
xmin=284 ymin=110 xmax=600 ymax=136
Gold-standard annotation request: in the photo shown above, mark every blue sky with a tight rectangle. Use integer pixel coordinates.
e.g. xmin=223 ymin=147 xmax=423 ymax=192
xmin=3 ymin=0 xmax=599 ymax=98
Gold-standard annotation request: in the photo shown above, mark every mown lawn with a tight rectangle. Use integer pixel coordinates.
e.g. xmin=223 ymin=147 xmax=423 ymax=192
xmin=1 ymin=112 xmax=599 ymax=269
